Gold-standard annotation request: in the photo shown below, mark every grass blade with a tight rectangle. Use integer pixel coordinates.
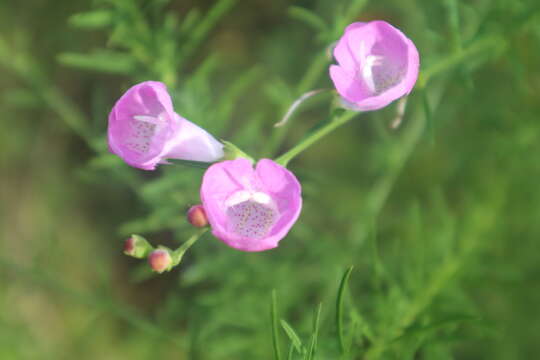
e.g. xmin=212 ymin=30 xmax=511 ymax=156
xmin=336 ymin=266 xmax=354 ymax=355
xmin=280 ymin=319 xmax=304 ymax=354
xmin=288 ymin=6 xmax=328 ymax=32
xmin=271 ymin=290 xmax=282 ymax=360
xmin=306 ymin=303 xmax=323 ymax=360
xmin=287 ymin=343 xmax=295 ymax=360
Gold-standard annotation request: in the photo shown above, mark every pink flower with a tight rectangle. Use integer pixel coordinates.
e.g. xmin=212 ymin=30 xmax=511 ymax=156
xmin=200 ymin=158 xmax=302 ymax=252
xmin=329 ymin=21 xmax=419 ymax=111
xmin=108 ymin=81 xmax=224 ymax=170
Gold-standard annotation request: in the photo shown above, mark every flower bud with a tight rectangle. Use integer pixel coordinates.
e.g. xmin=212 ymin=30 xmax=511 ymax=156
xmin=148 ymin=248 xmax=173 ymax=273
xmin=124 ymin=234 xmax=153 ymax=258
xmin=187 ymin=205 xmax=208 ymax=228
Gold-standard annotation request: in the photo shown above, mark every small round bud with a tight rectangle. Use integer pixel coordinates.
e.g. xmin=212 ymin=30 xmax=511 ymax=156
xmin=124 ymin=237 xmax=136 ymax=256
xmin=148 ymin=249 xmax=172 ymax=273
xmin=187 ymin=205 xmax=208 ymax=228
xmin=123 ymin=234 xmax=153 ymax=259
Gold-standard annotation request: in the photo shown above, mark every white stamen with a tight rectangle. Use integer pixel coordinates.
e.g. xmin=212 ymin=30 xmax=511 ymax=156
xmin=362 ymin=55 xmax=384 ymax=93
xmin=225 ymin=190 xmax=252 ymax=207
xmin=133 ymin=115 xmax=160 ymax=124
xmin=252 ymin=192 xmax=272 ymax=204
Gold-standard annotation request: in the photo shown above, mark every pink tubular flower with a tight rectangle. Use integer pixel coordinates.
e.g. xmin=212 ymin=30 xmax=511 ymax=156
xmin=200 ymin=158 xmax=302 ymax=252
xmin=108 ymin=81 xmax=224 ymax=170
xmin=329 ymin=20 xmax=419 ymax=111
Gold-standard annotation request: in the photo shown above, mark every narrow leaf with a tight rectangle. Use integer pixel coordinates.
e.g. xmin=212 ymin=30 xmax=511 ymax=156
xmin=395 ymin=314 xmax=482 ymax=341
xmin=280 ymin=319 xmax=304 ymax=354
xmin=57 ymin=51 xmax=136 ymax=74
xmin=287 ymin=343 xmax=295 ymax=360
xmin=306 ymin=303 xmax=323 ymax=360
xmin=336 ymin=266 xmax=354 ymax=354
xmin=422 ymin=90 xmax=434 ymax=144
xmin=288 ymin=6 xmax=328 ymax=32
xmin=271 ymin=290 xmax=282 ymax=360
xmin=68 ymin=10 xmax=113 ymax=29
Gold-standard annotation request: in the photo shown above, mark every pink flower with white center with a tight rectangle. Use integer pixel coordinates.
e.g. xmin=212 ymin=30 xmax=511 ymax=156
xmin=108 ymin=81 xmax=224 ymax=170
xmin=200 ymin=158 xmax=302 ymax=252
xmin=329 ymin=20 xmax=419 ymax=111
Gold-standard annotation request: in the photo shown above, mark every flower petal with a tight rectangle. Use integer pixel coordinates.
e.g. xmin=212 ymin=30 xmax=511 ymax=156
xmin=329 ymin=65 xmax=371 ymax=104
xmin=161 ymin=113 xmax=224 ymax=162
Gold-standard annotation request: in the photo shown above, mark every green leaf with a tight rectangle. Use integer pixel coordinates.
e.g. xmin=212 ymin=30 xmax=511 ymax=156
xmin=396 ymin=314 xmax=483 ymax=342
xmin=444 ymin=0 xmax=463 ymax=52
xmin=305 ymin=303 xmax=322 ymax=360
xmin=179 ymin=8 xmax=201 ymax=35
xmin=336 ymin=266 xmax=354 ymax=355
xmin=422 ymin=90 xmax=434 ymax=144
xmin=178 ymin=0 xmax=237 ymax=65
xmin=1 ymin=88 xmax=41 ymax=108
xmin=288 ymin=6 xmax=328 ymax=32
xmin=68 ymin=10 xmax=113 ymax=30
xmin=214 ymin=66 xmax=263 ymax=126
xmin=271 ymin=290 xmax=282 ymax=360
xmin=57 ymin=50 xmax=136 ymax=74
xmin=280 ymin=319 xmax=304 ymax=354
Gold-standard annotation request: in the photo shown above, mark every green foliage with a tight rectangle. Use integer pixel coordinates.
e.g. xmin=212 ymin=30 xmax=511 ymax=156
xmin=1 ymin=0 xmax=540 ymax=359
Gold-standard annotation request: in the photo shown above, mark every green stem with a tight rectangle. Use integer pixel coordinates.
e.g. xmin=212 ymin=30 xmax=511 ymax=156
xmin=274 ymin=34 xmax=502 ymax=167
xmin=263 ymin=50 xmax=331 ymax=157
xmin=275 ymin=110 xmax=359 ymax=166
xmin=417 ymin=35 xmax=503 ymax=88
xmin=171 ymin=228 xmax=208 ymax=266
xmin=296 ymin=51 xmax=330 ymax=94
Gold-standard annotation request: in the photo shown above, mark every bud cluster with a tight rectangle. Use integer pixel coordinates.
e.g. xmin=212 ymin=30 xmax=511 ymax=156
xmin=122 ymin=205 xmax=209 ymax=274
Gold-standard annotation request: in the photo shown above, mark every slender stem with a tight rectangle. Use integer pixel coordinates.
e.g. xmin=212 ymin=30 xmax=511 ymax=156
xmin=274 ymin=34 xmax=502 ymax=167
xmin=275 ymin=111 xmax=359 ymax=166
xmin=417 ymin=35 xmax=502 ymax=88
xmin=172 ymin=228 xmax=208 ymax=266
xmin=264 ymin=50 xmax=331 ymax=157
xmin=296 ymin=51 xmax=330 ymax=93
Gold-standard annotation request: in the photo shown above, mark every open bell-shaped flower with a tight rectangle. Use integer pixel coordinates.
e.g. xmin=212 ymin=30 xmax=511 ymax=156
xmin=200 ymin=158 xmax=302 ymax=252
xmin=108 ymin=81 xmax=224 ymax=170
xmin=329 ymin=20 xmax=419 ymax=111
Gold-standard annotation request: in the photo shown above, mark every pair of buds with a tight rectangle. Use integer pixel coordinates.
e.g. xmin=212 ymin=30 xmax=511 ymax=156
xmin=123 ymin=205 xmax=207 ymax=273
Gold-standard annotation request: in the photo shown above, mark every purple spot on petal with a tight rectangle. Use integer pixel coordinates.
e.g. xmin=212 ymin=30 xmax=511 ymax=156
xmin=225 ymin=192 xmax=279 ymax=239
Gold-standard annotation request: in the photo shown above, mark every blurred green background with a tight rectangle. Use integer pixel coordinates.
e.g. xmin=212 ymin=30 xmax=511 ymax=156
xmin=1 ymin=0 xmax=540 ymax=359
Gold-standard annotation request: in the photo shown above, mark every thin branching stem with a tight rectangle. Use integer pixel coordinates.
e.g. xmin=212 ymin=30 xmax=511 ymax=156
xmin=275 ymin=111 xmax=359 ymax=166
